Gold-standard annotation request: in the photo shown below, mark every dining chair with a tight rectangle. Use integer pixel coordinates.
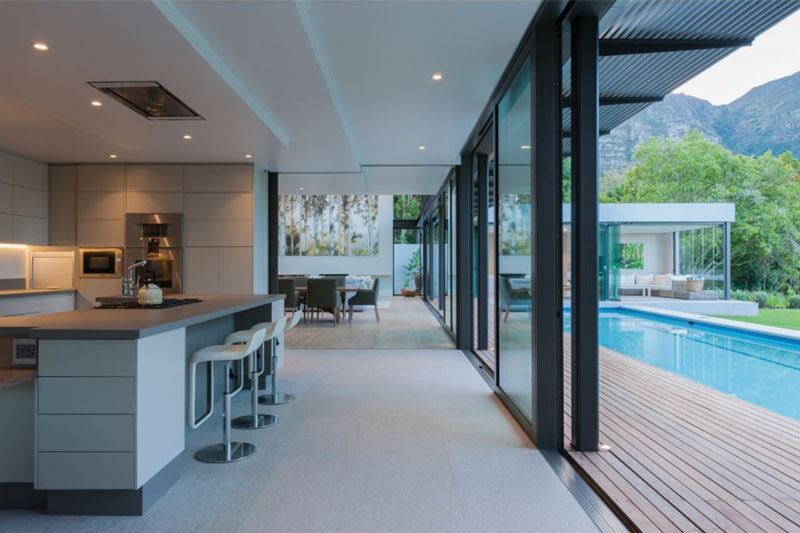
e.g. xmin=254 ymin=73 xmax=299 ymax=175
xmin=278 ymin=278 xmax=299 ymax=313
xmin=348 ymin=277 xmax=380 ymax=322
xmin=306 ymin=277 xmax=341 ymax=325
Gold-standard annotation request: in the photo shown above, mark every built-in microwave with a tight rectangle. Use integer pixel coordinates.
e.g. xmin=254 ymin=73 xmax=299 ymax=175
xmin=78 ymin=248 xmax=123 ymax=278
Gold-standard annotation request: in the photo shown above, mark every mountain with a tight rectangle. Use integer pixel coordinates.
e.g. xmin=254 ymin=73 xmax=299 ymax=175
xmin=599 ymin=70 xmax=800 ymax=176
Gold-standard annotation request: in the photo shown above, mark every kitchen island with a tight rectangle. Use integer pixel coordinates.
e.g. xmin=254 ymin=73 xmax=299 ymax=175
xmin=0 ymin=293 xmax=284 ymax=516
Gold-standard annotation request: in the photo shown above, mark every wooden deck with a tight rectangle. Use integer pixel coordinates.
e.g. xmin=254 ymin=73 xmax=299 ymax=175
xmin=563 ymin=336 xmax=800 ymax=532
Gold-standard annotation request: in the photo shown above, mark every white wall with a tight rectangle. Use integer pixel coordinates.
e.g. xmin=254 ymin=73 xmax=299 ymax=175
xmin=617 ymin=233 xmax=673 ymax=275
xmin=0 ymin=150 xmax=48 ymax=245
xmin=279 ymin=195 xmax=393 ymax=277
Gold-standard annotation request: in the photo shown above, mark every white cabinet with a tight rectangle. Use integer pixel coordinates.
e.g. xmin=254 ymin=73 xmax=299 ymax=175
xmin=49 ymin=165 xmax=77 ymax=246
xmin=185 ymin=220 xmax=253 ymax=247
xmin=0 ymin=214 xmax=14 ymax=242
xmin=0 ymin=182 xmax=12 ymax=214
xmin=77 ymin=220 xmax=124 ymax=247
xmin=35 ymin=329 xmax=185 ymax=490
xmin=185 ymin=192 xmax=252 ymax=220
xmin=184 ymin=247 xmax=219 ymax=293
xmin=126 ymin=165 xmax=181 ymax=192
xmin=13 ymin=216 xmax=47 ymax=245
xmin=126 ymin=191 xmax=182 ymax=213
xmin=77 ymin=191 xmax=123 ymax=220
xmin=219 ymin=247 xmax=253 ymax=294
xmin=77 ymin=165 xmax=124 ymax=192
xmin=183 ymin=165 xmax=252 ymax=192
xmin=0 ymin=151 xmax=48 ymax=245
xmin=0 ymin=292 xmax=75 ymax=317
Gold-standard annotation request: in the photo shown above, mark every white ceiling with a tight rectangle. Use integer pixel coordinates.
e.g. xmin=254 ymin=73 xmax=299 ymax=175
xmin=0 ymin=0 xmax=540 ymax=194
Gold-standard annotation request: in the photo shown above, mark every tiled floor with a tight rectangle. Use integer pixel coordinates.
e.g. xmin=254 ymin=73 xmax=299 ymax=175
xmin=2 ymin=349 xmax=598 ymax=533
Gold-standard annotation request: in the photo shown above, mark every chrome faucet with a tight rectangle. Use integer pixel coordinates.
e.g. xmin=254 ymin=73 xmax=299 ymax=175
xmin=123 ymin=260 xmax=148 ymax=297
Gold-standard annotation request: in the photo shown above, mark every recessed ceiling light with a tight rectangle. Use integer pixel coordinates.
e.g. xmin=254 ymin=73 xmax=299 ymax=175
xmin=182 ymin=134 xmax=192 ymax=140
xmin=431 ymin=72 xmax=443 ymax=81
xmin=32 ymin=42 xmax=49 ymax=51
xmin=418 ymin=145 xmax=426 ymax=151
xmin=109 ymin=154 xmax=118 ymax=159
xmin=90 ymin=100 xmax=102 ymax=107
xmin=521 ymin=145 xmax=531 ymax=150
xmin=299 ymin=187 xmax=305 ymax=191
xmin=599 ymin=444 xmax=612 ymax=451
xmin=244 ymin=154 xmax=253 ymax=159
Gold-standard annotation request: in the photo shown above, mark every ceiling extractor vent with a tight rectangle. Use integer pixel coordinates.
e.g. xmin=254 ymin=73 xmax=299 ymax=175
xmin=87 ymin=81 xmax=203 ymax=120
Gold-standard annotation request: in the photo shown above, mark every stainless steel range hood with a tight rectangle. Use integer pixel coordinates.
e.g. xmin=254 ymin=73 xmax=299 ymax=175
xmin=87 ymin=81 xmax=203 ymax=120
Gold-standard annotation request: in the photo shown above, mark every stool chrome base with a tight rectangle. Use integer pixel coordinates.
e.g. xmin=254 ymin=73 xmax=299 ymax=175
xmin=231 ymin=413 xmax=278 ymax=430
xmin=259 ymin=393 xmax=295 ymax=405
xmin=194 ymin=442 xmax=256 ymax=464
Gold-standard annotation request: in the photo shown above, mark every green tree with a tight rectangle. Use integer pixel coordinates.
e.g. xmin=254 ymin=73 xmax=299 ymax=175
xmin=602 ymin=130 xmax=800 ymax=292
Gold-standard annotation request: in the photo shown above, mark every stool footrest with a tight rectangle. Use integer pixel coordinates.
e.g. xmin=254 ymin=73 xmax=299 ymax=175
xmin=231 ymin=414 xmax=278 ymax=430
xmin=259 ymin=393 xmax=296 ymax=405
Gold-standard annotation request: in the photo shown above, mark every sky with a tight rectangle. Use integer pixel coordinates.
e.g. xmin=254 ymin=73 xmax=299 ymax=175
xmin=674 ymin=9 xmax=800 ymax=105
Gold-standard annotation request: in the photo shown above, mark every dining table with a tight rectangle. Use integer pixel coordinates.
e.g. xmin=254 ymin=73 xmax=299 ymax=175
xmin=294 ymin=286 xmax=362 ymax=321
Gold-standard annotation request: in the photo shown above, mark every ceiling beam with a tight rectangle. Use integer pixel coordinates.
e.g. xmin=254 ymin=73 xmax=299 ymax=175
xmin=152 ymin=1 xmax=291 ymax=147
xmin=562 ymin=95 xmax=663 ymax=107
xmin=598 ymin=38 xmax=751 ymax=56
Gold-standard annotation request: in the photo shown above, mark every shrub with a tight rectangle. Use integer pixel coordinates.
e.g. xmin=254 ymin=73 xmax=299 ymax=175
xmin=732 ymin=290 xmax=752 ymax=302
xmin=767 ymin=293 xmax=788 ymax=309
xmin=788 ymin=295 xmax=800 ymax=309
xmin=753 ymin=291 xmax=769 ymax=308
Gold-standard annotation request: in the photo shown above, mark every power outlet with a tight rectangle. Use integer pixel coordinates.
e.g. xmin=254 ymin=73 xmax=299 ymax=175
xmin=12 ymin=338 xmax=37 ymax=366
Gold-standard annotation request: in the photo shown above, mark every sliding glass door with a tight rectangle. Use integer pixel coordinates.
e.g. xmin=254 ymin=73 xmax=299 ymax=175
xmin=496 ymin=60 xmax=533 ymax=422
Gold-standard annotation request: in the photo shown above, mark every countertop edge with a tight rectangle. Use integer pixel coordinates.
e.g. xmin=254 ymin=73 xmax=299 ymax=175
xmin=22 ymin=294 xmax=285 ymax=340
xmin=0 ymin=289 xmax=76 ymax=300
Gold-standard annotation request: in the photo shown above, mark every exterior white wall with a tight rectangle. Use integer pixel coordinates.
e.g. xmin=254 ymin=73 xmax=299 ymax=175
xmin=617 ymin=232 xmax=673 ymax=275
xmin=278 ymin=195 xmax=393 ymax=278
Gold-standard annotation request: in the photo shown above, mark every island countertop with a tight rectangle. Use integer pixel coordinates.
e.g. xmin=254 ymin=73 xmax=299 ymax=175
xmin=0 ymin=288 xmax=76 ymax=300
xmin=0 ymin=294 xmax=284 ymax=339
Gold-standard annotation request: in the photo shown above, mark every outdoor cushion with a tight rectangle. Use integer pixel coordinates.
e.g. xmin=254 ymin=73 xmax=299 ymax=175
xmin=635 ymin=274 xmax=654 ymax=286
xmin=508 ymin=278 xmax=530 ymax=289
xmin=652 ymin=274 xmax=672 ymax=287
xmin=620 ymin=273 xmax=636 ymax=286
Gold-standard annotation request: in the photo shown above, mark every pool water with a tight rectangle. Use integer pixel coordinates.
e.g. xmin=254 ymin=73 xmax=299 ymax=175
xmin=565 ymin=309 xmax=800 ymax=421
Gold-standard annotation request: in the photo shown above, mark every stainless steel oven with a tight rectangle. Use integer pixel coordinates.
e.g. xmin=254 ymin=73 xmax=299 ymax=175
xmin=125 ymin=213 xmax=183 ymax=294
xmin=79 ymin=248 xmax=123 ymax=278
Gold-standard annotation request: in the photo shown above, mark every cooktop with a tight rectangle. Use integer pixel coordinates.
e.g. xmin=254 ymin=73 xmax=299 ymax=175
xmin=95 ymin=298 xmax=203 ymax=309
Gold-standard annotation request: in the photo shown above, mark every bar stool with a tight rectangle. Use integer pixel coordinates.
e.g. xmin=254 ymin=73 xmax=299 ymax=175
xmin=260 ymin=310 xmax=302 ymax=406
xmin=188 ymin=328 xmax=265 ymax=463
xmin=223 ymin=322 xmax=282 ymax=430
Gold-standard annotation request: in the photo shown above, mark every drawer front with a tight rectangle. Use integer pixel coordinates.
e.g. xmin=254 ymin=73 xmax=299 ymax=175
xmin=38 ymin=414 xmax=134 ymax=452
xmin=0 ymin=297 xmax=41 ymax=317
xmin=39 ymin=293 xmax=75 ymax=313
xmin=39 ymin=340 xmax=135 ymax=377
xmin=38 ymin=377 xmax=135 ymax=414
xmin=37 ymin=452 xmax=135 ymax=490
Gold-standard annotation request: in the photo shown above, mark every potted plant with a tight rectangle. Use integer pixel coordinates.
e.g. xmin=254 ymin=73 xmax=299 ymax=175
xmin=686 ymin=275 xmax=704 ymax=292
xmin=402 ymin=249 xmax=421 ymax=296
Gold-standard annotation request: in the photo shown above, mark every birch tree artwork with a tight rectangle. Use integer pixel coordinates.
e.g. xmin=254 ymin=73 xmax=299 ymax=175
xmin=279 ymin=195 xmax=380 ymax=256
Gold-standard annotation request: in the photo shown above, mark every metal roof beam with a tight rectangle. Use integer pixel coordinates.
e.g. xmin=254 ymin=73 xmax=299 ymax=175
xmin=562 ymin=95 xmax=663 ymax=107
xmin=598 ymin=38 xmax=751 ymax=56
xmin=563 ymin=130 xmax=611 ymax=137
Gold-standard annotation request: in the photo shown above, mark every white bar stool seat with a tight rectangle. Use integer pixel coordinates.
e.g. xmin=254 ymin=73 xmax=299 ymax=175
xmin=188 ymin=328 xmax=265 ymax=463
xmin=223 ymin=320 xmax=285 ymax=430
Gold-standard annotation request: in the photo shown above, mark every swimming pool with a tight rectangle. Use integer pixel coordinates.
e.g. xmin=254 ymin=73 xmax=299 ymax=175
xmin=565 ymin=309 xmax=800 ymax=421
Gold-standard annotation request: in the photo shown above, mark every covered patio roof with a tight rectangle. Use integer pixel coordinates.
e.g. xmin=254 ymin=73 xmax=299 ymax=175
xmin=562 ymin=202 xmax=735 ymax=224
